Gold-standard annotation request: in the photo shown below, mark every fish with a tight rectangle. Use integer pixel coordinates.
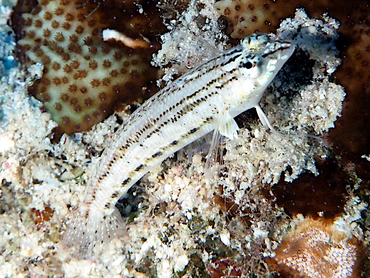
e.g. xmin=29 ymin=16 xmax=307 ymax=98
xmin=62 ymin=34 xmax=295 ymax=257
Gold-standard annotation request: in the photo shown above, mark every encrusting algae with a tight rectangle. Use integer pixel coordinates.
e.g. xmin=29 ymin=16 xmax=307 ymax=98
xmin=0 ymin=0 xmax=369 ymax=277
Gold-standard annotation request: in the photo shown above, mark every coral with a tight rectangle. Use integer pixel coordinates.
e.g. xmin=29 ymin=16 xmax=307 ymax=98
xmin=272 ymin=157 xmax=349 ymax=219
xmin=12 ymin=0 xmax=164 ymax=136
xmin=1 ymin=0 xmax=368 ymax=277
xmin=153 ymin=0 xmax=228 ymax=84
xmin=271 ymin=217 xmax=360 ymax=278
xmin=215 ymin=0 xmax=370 ymax=198
xmin=215 ymin=0 xmax=295 ymax=38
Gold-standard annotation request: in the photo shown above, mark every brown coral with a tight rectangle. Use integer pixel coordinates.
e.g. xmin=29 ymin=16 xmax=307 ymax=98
xmin=12 ymin=0 xmax=165 ymax=136
xmin=272 ymin=157 xmax=349 ymax=219
xmin=270 ymin=218 xmax=360 ymax=278
xmin=215 ymin=0 xmax=295 ymax=38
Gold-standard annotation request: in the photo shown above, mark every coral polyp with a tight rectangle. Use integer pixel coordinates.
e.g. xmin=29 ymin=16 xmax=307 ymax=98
xmin=14 ymin=0 xmax=164 ymax=136
xmin=270 ymin=217 xmax=361 ymax=278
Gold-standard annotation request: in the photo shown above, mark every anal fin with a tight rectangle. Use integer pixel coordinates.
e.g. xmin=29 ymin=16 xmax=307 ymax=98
xmin=205 ymin=112 xmax=239 ymax=176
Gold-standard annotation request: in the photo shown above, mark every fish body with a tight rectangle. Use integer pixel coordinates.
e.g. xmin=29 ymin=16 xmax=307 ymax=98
xmin=63 ymin=34 xmax=295 ymax=256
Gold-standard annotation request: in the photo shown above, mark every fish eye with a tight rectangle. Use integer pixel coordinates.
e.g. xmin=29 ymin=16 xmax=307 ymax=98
xmin=240 ymin=58 xmax=262 ymax=78
xmin=243 ymin=61 xmax=253 ymax=69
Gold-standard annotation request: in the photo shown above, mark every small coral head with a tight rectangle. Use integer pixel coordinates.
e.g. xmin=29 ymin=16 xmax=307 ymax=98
xmin=14 ymin=0 xmax=164 ymax=136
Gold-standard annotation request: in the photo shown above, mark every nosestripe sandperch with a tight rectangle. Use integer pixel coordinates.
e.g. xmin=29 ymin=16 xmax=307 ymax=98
xmin=62 ymin=34 xmax=295 ymax=257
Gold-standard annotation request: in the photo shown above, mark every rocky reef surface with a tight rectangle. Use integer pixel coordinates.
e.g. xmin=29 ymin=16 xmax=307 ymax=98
xmin=0 ymin=0 xmax=368 ymax=277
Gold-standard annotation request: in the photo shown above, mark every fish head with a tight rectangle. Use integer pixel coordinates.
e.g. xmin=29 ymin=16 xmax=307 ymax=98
xmin=225 ymin=34 xmax=295 ymax=117
xmin=238 ymin=34 xmax=295 ymax=87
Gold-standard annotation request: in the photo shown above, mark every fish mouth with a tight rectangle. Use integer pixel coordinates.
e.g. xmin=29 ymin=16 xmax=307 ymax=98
xmin=278 ymin=42 xmax=296 ymax=60
xmin=262 ymin=40 xmax=295 ymax=61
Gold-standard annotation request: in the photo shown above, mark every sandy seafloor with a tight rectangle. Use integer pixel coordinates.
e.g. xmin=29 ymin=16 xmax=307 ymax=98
xmin=0 ymin=0 xmax=368 ymax=277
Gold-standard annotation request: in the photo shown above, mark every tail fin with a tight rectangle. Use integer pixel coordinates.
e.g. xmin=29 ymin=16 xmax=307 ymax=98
xmin=62 ymin=204 xmax=125 ymax=258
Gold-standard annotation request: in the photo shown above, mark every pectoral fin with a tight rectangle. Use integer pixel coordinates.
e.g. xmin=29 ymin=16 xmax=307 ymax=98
xmin=218 ymin=114 xmax=239 ymax=140
xmin=255 ymin=105 xmax=280 ymax=135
